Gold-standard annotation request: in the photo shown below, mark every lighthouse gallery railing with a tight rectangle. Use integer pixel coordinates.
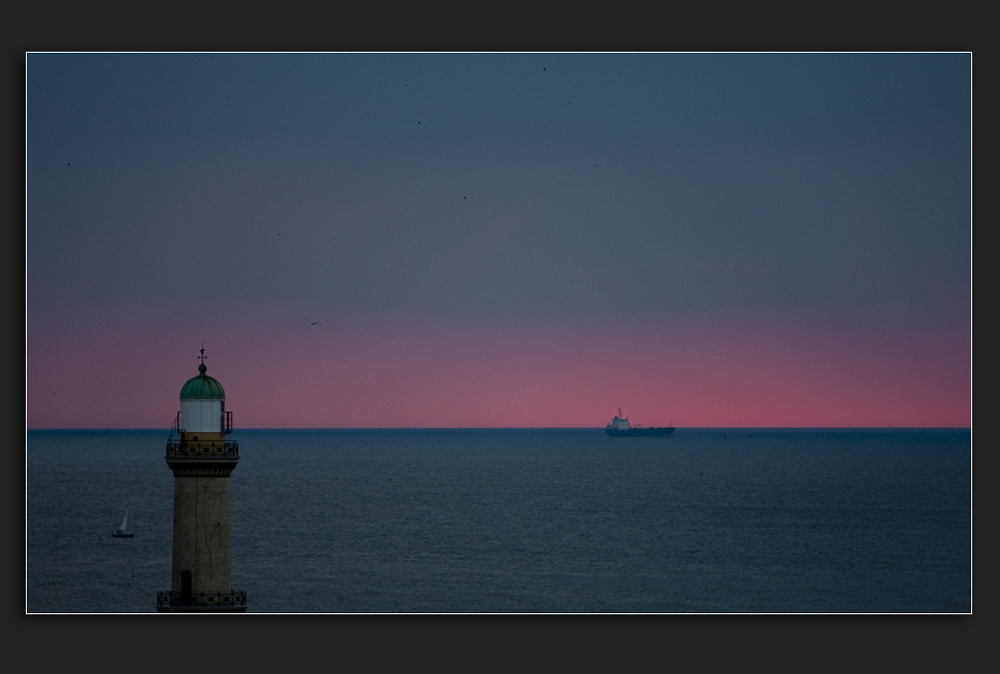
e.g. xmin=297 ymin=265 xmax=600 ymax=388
xmin=157 ymin=590 xmax=247 ymax=610
xmin=166 ymin=441 xmax=239 ymax=458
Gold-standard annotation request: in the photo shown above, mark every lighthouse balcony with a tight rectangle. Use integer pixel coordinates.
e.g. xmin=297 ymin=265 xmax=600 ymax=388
xmin=166 ymin=440 xmax=239 ymax=458
xmin=156 ymin=590 xmax=247 ymax=613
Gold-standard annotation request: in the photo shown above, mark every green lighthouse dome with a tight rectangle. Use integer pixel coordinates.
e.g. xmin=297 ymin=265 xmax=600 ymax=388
xmin=180 ymin=363 xmax=226 ymax=400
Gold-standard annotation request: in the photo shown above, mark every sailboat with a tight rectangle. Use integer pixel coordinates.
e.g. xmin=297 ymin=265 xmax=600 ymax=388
xmin=112 ymin=510 xmax=135 ymax=538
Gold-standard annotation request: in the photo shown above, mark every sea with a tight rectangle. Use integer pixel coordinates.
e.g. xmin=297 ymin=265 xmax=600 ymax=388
xmin=25 ymin=428 xmax=971 ymax=613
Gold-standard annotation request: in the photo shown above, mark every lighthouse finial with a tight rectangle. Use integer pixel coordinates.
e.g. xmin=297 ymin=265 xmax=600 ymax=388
xmin=198 ymin=343 xmax=207 ymax=373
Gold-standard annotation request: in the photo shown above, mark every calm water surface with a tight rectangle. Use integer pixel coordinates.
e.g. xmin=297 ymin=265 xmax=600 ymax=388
xmin=26 ymin=428 xmax=971 ymax=613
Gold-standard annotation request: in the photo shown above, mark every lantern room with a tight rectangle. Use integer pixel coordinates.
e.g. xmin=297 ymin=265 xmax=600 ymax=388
xmin=178 ymin=357 xmax=232 ymax=435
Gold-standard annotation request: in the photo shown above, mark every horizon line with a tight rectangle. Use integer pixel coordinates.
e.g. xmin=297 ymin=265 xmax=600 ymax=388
xmin=26 ymin=426 xmax=972 ymax=432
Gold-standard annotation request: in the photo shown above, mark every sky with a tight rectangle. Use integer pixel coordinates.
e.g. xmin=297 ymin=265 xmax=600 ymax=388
xmin=26 ymin=52 xmax=971 ymax=428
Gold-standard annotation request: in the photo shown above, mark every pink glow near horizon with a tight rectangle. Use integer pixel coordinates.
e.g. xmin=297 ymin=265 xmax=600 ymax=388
xmin=26 ymin=310 xmax=970 ymax=429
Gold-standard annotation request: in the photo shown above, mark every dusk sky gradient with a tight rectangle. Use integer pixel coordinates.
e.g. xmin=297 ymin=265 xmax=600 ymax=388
xmin=26 ymin=53 xmax=971 ymax=428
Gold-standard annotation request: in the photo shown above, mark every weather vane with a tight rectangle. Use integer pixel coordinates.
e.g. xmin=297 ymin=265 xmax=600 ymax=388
xmin=199 ymin=342 xmax=207 ymax=366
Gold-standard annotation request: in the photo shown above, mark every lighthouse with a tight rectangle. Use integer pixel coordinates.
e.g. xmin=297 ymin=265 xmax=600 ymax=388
xmin=157 ymin=348 xmax=246 ymax=612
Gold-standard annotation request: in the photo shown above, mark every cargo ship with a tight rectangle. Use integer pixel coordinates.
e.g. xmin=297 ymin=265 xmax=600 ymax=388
xmin=605 ymin=409 xmax=675 ymax=437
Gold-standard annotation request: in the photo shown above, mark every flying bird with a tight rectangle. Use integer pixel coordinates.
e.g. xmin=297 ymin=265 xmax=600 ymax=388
xmin=304 ymin=319 xmax=322 ymax=326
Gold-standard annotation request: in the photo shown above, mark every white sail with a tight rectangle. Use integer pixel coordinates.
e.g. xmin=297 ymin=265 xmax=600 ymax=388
xmin=119 ymin=511 xmax=129 ymax=532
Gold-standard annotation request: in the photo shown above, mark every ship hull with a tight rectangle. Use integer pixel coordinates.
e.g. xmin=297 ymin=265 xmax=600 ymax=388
xmin=605 ymin=427 xmax=675 ymax=437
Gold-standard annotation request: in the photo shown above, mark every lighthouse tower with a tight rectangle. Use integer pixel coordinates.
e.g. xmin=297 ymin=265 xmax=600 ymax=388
xmin=157 ymin=349 xmax=246 ymax=612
